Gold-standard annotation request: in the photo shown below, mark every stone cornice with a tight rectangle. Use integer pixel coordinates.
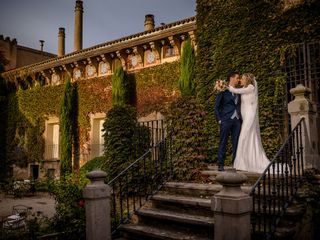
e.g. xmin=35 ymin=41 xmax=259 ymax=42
xmin=2 ymin=16 xmax=196 ymax=77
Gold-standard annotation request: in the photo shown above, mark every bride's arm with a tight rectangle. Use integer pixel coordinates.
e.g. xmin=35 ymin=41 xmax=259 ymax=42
xmin=228 ymin=84 xmax=254 ymax=94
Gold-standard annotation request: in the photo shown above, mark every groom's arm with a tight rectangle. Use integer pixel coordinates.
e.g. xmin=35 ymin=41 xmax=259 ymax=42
xmin=214 ymin=92 xmax=223 ymax=123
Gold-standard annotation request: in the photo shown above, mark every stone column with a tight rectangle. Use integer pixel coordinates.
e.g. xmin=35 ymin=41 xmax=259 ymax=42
xmin=212 ymin=169 xmax=252 ymax=240
xmin=288 ymin=84 xmax=320 ymax=170
xmin=74 ymin=0 xmax=83 ymax=52
xmin=58 ymin=28 xmax=65 ymax=57
xmin=83 ymin=170 xmax=111 ymax=240
xmin=144 ymin=14 xmax=155 ymax=31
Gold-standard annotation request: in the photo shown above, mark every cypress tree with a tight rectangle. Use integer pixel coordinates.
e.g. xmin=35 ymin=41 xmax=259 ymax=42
xmin=60 ymin=79 xmax=73 ymax=177
xmin=72 ymin=82 xmax=79 ymax=171
xmin=179 ymin=38 xmax=196 ymax=97
xmin=112 ymin=66 xmax=126 ymax=106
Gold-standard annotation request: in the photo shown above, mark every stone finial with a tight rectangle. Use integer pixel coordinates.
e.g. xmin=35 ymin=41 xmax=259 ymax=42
xmin=86 ymin=170 xmax=107 ymax=184
xmin=215 ymin=168 xmax=248 ymax=197
xmin=144 ymin=14 xmax=155 ymax=31
xmin=290 ymin=84 xmax=311 ymax=100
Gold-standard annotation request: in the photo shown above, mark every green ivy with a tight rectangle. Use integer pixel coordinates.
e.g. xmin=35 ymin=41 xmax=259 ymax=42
xmin=195 ymin=0 xmax=320 ymax=161
xmin=3 ymin=60 xmax=180 ymax=172
xmin=167 ymin=97 xmax=211 ymax=181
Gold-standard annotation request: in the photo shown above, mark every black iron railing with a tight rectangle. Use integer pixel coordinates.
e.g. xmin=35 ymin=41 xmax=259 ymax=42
xmin=250 ymin=118 xmax=305 ymax=239
xmin=108 ymin=136 xmax=172 ymax=235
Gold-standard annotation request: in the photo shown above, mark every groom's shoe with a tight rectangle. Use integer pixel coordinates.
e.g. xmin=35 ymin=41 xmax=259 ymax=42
xmin=218 ymin=165 xmax=225 ymax=172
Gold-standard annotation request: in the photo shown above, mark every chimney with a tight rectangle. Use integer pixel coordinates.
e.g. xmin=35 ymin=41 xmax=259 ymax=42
xmin=39 ymin=40 xmax=45 ymax=51
xmin=58 ymin=27 xmax=65 ymax=57
xmin=144 ymin=14 xmax=154 ymax=31
xmin=74 ymin=0 xmax=83 ymax=51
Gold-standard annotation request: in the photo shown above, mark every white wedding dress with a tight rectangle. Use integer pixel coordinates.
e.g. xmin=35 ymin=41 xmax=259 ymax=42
xmin=229 ymin=80 xmax=271 ymax=173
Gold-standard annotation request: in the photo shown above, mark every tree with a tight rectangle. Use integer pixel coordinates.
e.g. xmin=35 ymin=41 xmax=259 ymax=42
xmin=112 ymin=66 xmax=136 ymax=106
xmin=112 ymin=66 xmax=126 ymax=106
xmin=60 ymin=79 xmax=73 ymax=177
xmin=102 ymin=66 xmax=140 ymax=180
xmin=179 ymin=39 xmax=196 ymax=97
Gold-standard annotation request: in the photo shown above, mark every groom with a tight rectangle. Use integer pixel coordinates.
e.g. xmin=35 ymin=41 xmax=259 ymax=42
xmin=214 ymin=71 xmax=241 ymax=171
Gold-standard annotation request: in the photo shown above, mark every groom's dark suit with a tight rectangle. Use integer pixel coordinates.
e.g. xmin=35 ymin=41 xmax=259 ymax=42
xmin=214 ymin=90 xmax=242 ymax=169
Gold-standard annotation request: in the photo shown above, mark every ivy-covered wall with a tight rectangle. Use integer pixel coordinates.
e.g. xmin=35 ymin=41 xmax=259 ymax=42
xmin=4 ymin=62 xmax=180 ymax=168
xmin=195 ymin=0 xmax=320 ymax=160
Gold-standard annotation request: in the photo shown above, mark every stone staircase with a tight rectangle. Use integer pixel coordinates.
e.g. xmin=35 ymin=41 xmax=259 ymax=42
xmin=114 ymin=165 xmax=307 ymax=240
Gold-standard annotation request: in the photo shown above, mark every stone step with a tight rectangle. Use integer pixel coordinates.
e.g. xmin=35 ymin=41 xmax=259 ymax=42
xmin=136 ymin=207 xmax=214 ymax=228
xmin=152 ymin=193 xmax=211 ymax=208
xmin=151 ymin=193 xmax=212 ymax=217
xmin=201 ymin=168 xmax=261 ymax=185
xmin=162 ymin=182 xmax=222 ymax=197
xmin=119 ymin=224 xmax=211 ymax=240
xmin=163 ymin=181 xmax=252 ymax=197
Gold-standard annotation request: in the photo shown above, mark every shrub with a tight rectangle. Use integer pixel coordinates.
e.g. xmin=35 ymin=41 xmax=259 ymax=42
xmin=48 ymin=172 xmax=89 ymax=239
xmin=103 ymin=105 xmax=137 ymax=181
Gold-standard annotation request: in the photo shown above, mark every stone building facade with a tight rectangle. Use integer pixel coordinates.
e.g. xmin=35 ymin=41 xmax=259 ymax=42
xmin=1 ymin=0 xmax=196 ymax=180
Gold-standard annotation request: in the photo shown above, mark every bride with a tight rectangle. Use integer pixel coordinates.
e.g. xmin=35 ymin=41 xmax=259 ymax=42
xmin=228 ymin=73 xmax=270 ymax=173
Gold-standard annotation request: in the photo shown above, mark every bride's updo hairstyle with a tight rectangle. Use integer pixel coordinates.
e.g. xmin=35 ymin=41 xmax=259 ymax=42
xmin=242 ymin=73 xmax=255 ymax=87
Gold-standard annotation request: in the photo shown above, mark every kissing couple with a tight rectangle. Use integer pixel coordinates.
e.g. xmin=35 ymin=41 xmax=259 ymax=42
xmin=214 ymin=71 xmax=270 ymax=173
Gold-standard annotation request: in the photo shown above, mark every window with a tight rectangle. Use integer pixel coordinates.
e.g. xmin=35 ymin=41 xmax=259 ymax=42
xmin=44 ymin=117 xmax=60 ymax=160
xmin=163 ymin=45 xmax=176 ymax=58
xmin=89 ymin=113 xmax=106 ymax=159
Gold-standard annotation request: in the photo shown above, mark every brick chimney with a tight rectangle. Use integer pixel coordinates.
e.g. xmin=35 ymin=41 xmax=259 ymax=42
xmin=144 ymin=14 xmax=155 ymax=31
xmin=58 ymin=27 xmax=65 ymax=57
xmin=74 ymin=0 xmax=83 ymax=51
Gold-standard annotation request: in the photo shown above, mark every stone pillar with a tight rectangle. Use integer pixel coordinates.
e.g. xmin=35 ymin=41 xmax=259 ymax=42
xmin=74 ymin=0 xmax=83 ymax=52
xmin=83 ymin=170 xmax=111 ymax=240
xmin=288 ymin=84 xmax=320 ymax=170
xmin=58 ymin=28 xmax=65 ymax=57
xmin=212 ymin=169 xmax=252 ymax=240
xmin=144 ymin=14 xmax=155 ymax=31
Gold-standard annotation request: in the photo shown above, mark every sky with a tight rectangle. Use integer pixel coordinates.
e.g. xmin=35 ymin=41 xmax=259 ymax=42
xmin=0 ymin=0 xmax=196 ymax=55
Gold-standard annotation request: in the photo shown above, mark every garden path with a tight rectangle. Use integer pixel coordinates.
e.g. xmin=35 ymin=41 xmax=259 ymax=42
xmin=0 ymin=192 xmax=56 ymax=219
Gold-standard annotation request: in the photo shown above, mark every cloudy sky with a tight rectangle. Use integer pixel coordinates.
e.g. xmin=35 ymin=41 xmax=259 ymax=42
xmin=0 ymin=0 xmax=196 ymax=55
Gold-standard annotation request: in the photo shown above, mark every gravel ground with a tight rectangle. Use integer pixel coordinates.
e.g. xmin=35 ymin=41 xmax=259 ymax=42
xmin=0 ymin=192 xmax=56 ymax=219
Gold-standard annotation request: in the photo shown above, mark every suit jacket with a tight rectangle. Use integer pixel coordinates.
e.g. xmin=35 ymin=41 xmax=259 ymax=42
xmin=214 ymin=90 xmax=241 ymax=122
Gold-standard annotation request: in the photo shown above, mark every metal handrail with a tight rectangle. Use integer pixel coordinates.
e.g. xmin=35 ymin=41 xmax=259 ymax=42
xmin=108 ymin=136 xmax=172 ymax=235
xmin=250 ymin=117 xmax=305 ymax=239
